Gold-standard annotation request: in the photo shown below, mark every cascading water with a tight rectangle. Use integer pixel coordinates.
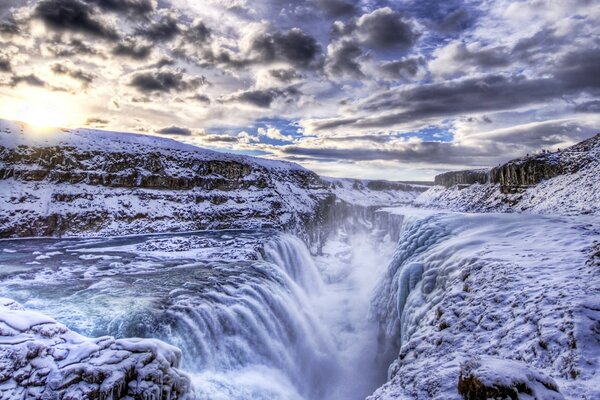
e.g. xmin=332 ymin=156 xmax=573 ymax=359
xmin=0 ymin=213 xmax=404 ymax=400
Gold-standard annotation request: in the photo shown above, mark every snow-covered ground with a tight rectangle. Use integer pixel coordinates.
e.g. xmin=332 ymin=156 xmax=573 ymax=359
xmin=369 ymin=207 xmax=600 ymax=400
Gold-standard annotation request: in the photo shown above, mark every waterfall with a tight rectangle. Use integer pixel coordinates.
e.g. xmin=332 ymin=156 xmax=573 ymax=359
xmin=262 ymin=234 xmax=324 ymax=294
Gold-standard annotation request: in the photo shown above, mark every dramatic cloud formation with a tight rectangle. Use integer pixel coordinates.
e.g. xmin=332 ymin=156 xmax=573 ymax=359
xmin=0 ymin=0 xmax=599 ymax=179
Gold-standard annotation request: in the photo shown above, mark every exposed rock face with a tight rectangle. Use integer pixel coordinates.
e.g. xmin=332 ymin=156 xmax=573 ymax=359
xmin=0 ymin=298 xmax=191 ymax=400
xmin=434 ymin=169 xmax=489 ymax=188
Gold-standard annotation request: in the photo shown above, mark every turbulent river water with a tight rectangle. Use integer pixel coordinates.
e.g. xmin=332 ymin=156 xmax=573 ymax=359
xmin=0 ymin=223 xmax=398 ymax=399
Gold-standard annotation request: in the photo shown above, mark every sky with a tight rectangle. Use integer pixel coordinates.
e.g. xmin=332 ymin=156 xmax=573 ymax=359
xmin=0 ymin=0 xmax=599 ymax=180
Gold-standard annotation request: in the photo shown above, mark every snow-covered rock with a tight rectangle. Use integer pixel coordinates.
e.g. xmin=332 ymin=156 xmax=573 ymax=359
xmin=0 ymin=298 xmax=191 ymax=399
xmin=416 ymin=133 xmax=600 ymax=215
xmin=369 ymin=209 xmax=600 ymax=400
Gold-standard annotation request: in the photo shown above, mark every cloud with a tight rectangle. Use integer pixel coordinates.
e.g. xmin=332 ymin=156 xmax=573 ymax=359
xmin=380 ymin=58 xmax=421 ymax=80
xmin=129 ymin=69 xmax=207 ymax=93
xmin=575 ymin=100 xmax=600 ymax=113
xmin=47 ymin=38 xmax=102 ymax=57
xmin=269 ymin=68 xmax=301 ymax=82
xmin=51 ymin=63 xmax=95 ymax=85
xmin=84 ymin=0 xmax=156 ymax=15
xmin=136 ymin=11 xmax=180 ymax=41
xmin=258 ymin=126 xmax=294 ymax=142
xmin=221 ymin=87 xmax=301 ymax=108
xmin=85 ymin=116 xmax=109 ymax=126
xmin=188 ymin=93 xmax=211 ymax=104
xmin=9 ymin=74 xmax=47 ymax=88
xmin=314 ymin=0 xmax=356 ymax=17
xmin=185 ymin=18 xmax=211 ymax=43
xmin=0 ymin=57 xmax=10 ymax=72
xmin=326 ymin=39 xmax=364 ymax=78
xmin=156 ymin=126 xmax=192 ymax=135
xmin=309 ymin=48 xmax=600 ymax=132
xmin=247 ymin=28 xmax=322 ymax=69
xmin=34 ymin=0 xmax=119 ymax=39
xmin=355 ymin=7 xmax=419 ymax=51
xmin=113 ymin=37 xmax=153 ymax=59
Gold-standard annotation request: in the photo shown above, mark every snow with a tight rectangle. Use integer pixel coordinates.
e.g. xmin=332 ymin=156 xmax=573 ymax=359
xmin=369 ymin=209 xmax=600 ymax=400
xmin=324 ymin=177 xmax=425 ymax=207
xmin=0 ymin=298 xmax=191 ymax=399
xmin=0 ymin=119 xmax=307 ymax=173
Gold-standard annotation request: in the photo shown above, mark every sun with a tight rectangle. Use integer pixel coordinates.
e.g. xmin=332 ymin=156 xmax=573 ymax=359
xmin=0 ymin=89 xmax=80 ymax=130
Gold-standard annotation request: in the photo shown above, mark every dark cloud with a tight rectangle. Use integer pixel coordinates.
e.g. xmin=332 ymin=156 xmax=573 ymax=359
xmin=315 ymin=0 xmax=356 ymax=17
xmin=137 ymin=12 xmax=180 ymax=41
xmin=185 ymin=19 xmax=211 ymax=43
xmin=84 ymin=0 xmax=155 ymax=15
xmin=203 ymin=135 xmax=238 ymax=143
xmin=433 ymin=7 xmax=474 ymax=33
xmin=326 ymin=39 xmax=364 ymax=78
xmin=249 ymin=28 xmax=322 ymax=68
xmin=51 ymin=63 xmax=95 ymax=85
xmin=9 ymin=74 xmax=47 ymax=88
xmin=313 ymin=48 xmax=600 ymax=131
xmin=222 ymin=87 xmax=301 ymax=108
xmin=283 ymin=121 xmax=595 ymax=165
xmin=188 ymin=94 xmax=211 ymax=104
xmin=380 ymin=58 xmax=420 ymax=79
xmin=34 ymin=0 xmax=119 ymax=39
xmin=356 ymin=8 xmax=419 ymax=51
xmin=129 ymin=69 xmax=207 ymax=93
xmin=113 ymin=37 xmax=153 ymax=59
xmin=574 ymin=100 xmax=600 ymax=113
xmin=47 ymin=38 xmax=102 ymax=57
xmin=156 ymin=126 xmax=192 ymax=135
xmin=0 ymin=57 xmax=10 ymax=72
xmin=0 ymin=15 xmax=20 ymax=35
xmin=85 ymin=117 xmax=109 ymax=125
xmin=269 ymin=68 xmax=301 ymax=82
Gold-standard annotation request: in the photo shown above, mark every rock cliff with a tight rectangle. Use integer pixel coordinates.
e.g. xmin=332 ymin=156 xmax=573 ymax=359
xmin=418 ymin=133 xmax=600 ymax=215
xmin=0 ymin=120 xmax=422 ymax=239
xmin=433 ymin=169 xmax=489 ymax=188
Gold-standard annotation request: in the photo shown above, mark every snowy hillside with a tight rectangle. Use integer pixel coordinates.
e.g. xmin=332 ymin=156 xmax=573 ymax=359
xmin=415 ymin=133 xmax=600 ymax=215
xmin=0 ymin=120 xmax=421 ymax=240
xmin=369 ymin=208 xmax=600 ymax=400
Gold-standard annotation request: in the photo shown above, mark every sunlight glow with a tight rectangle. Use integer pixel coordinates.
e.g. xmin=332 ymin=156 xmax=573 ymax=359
xmin=0 ymin=89 xmax=82 ymax=131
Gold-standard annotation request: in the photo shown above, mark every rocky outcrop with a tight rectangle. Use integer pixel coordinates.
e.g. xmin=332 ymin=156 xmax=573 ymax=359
xmin=0 ymin=298 xmax=191 ymax=400
xmin=434 ymin=169 xmax=489 ymax=188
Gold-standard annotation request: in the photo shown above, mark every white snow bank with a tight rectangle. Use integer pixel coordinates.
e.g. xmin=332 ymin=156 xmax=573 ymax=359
xmin=369 ymin=210 xmax=600 ymax=400
xmin=0 ymin=298 xmax=191 ymax=399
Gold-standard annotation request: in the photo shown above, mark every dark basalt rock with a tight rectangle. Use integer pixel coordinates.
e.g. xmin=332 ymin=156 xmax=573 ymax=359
xmin=434 ymin=133 xmax=600 ymax=190
xmin=434 ymin=169 xmax=490 ymax=188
